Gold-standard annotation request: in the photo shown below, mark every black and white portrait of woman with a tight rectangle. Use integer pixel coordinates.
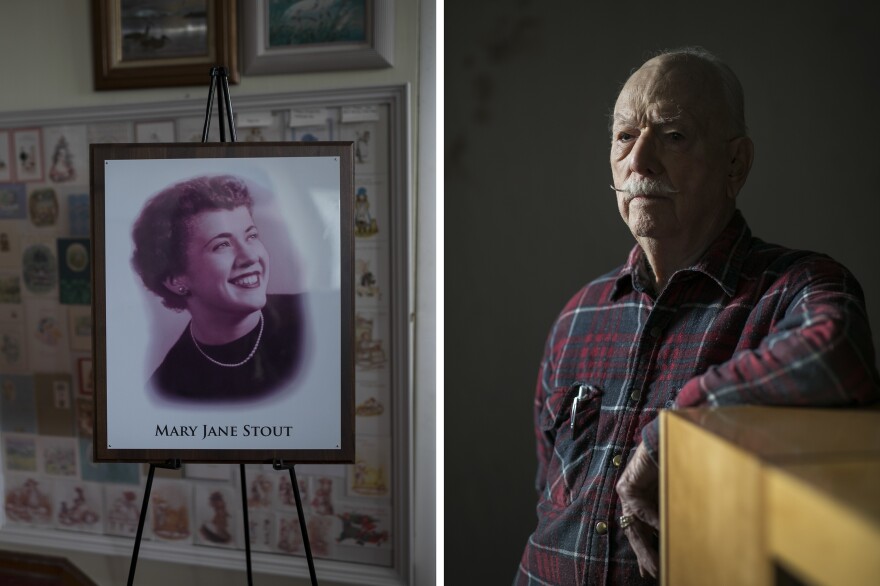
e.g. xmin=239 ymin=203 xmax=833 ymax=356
xmin=131 ymin=175 xmax=304 ymax=403
xmin=100 ymin=153 xmax=345 ymax=453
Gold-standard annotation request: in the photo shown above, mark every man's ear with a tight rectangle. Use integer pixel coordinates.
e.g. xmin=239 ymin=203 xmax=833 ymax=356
xmin=726 ymin=136 xmax=754 ymax=200
xmin=163 ymin=275 xmax=190 ymax=296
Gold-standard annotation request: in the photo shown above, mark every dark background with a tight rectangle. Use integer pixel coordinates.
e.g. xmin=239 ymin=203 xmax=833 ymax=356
xmin=445 ymin=1 xmax=880 ymax=583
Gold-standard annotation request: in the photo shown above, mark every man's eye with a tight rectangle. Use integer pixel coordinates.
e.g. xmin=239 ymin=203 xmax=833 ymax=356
xmin=617 ymin=132 xmax=634 ymax=142
xmin=247 ymin=232 xmax=259 ymax=241
xmin=212 ymin=241 xmax=230 ymax=251
xmin=667 ymin=132 xmax=684 ymax=141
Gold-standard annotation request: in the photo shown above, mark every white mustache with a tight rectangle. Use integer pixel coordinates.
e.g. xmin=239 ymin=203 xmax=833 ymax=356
xmin=610 ymin=177 xmax=679 ymax=195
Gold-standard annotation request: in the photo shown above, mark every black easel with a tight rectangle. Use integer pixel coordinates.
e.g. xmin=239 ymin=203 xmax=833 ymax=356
xmin=202 ymin=66 xmax=236 ymax=143
xmin=125 ymin=66 xmax=318 ymax=586
xmin=274 ymin=460 xmax=319 ymax=585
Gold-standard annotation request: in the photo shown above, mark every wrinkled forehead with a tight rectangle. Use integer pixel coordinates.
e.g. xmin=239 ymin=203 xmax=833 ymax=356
xmin=613 ymin=57 xmax=727 ymax=131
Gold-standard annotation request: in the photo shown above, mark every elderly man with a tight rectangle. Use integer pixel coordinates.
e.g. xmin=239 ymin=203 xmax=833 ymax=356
xmin=515 ymin=47 xmax=879 ymax=585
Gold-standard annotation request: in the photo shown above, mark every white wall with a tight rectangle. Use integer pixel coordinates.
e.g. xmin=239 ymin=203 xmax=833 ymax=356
xmin=0 ymin=1 xmax=435 ymax=585
xmin=0 ymin=1 xmax=420 ymax=111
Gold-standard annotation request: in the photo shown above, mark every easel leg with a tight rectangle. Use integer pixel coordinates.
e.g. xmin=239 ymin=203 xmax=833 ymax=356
xmin=240 ymin=463 xmax=254 ymax=586
xmin=275 ymin=461 xmax=318 ymax=585
xmin=127 ymin=463 xmax=155 ymax=586
xmin=201 ymin=67 xmax=219 ymax=143
xmin=219 ymin=68 xmax=237 ymax=142
xmin=290 ymin=466 xmax=319 ymax=585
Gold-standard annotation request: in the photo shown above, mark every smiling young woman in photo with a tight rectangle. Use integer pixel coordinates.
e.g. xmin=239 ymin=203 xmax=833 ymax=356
xmin=131 ymin=175 xmax=304 ymax=402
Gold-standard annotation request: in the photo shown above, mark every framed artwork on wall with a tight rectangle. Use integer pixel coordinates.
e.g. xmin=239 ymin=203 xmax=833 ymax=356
xmin=92 ymin=0 xmax=239 ymax=90
xmin=91 ymin=142 xmax=355 ymax=463
xmin=240 ymin=0 xmax=394 ymax=75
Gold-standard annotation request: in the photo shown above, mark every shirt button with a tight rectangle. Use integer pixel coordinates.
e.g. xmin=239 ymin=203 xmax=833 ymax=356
xmin=630 ymin=389 xmax=641 ymax=402
xmin=649 ymin=326 xmax=663 ymax=338
xmin=595 ymin=521 xmax=608 ymax=535
xmin=612 ymin=454 xmax=623 ymax=467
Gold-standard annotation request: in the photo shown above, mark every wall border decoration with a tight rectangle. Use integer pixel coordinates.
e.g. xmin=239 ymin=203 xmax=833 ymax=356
xmin=0 ymin=85 xmax=412 ymax=585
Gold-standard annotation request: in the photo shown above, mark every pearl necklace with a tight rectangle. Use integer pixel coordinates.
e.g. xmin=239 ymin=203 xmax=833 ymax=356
xmin=190 ymin=311 xmax=264 ymax=368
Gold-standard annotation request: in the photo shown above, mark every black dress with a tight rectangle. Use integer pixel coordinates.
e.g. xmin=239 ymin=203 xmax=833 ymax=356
xmin=149 ymin=294 xmax=304 ymax=403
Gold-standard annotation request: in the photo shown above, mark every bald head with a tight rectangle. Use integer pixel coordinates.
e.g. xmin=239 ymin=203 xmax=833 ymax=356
xmin=616 ymin=48 xmax=747 ymax=140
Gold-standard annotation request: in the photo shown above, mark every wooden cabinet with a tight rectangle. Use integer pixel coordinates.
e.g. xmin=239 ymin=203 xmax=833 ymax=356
xmin=0 ymin=549 xmax=97 ymax=585
xmin=660 ymin=406 xmax=880 ymax=586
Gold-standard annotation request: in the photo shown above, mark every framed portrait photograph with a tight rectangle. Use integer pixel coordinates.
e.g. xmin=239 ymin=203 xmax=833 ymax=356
xmin=90 ymin=142 xmax=354 ymax=463
xmin=92 ymin=0 xmax=239 ymax=90
xmin=240 ymin=0 xmax=394 ymax=75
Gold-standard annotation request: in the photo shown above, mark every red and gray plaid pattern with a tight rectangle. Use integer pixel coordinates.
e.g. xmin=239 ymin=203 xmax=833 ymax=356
xmin=515 ymin=211 xmax=879 ymax=585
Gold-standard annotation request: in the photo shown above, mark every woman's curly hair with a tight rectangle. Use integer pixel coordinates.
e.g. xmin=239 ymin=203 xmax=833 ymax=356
xmin=131 ymin=175 xmax=253 ymax=310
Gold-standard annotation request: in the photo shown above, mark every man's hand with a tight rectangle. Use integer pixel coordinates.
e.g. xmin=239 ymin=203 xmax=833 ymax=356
xmin=615 ymin=442 xmax=660 ymax=579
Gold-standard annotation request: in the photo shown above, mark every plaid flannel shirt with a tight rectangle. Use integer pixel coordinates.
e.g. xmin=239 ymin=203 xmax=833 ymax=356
xmin=515 ymin=211 xmax=879 ymax=585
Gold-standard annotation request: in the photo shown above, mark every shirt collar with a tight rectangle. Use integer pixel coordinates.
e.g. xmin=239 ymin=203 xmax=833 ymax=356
xmin=610 ymin=210 xmax=751 ymax=300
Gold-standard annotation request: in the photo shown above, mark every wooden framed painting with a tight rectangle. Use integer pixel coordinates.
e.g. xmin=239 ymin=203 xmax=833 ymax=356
xmin=240 ymin=0 xmax=394 ymax=75
xmin=90 ymin=142 xmax=354 ymax=463
xmin=92 ymin=0 xmax=239 ymax=90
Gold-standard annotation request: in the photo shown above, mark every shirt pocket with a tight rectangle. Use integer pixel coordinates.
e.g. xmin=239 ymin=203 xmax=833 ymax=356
xmin=539 ymin=383 xmax=603 ymax=507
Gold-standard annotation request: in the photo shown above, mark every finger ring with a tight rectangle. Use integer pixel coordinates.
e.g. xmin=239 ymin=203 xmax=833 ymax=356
xmin=619 ymin=515 xmax=634 ymax=529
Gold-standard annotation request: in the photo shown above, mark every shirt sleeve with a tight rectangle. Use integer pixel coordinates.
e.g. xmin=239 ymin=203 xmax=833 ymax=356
xmin=534 ymin=335 xmax=555 ymax=495
xmin=641 ymin=256 xmax=880 ymax=462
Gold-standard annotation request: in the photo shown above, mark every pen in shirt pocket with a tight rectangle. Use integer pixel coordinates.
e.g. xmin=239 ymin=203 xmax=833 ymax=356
xmin=570 ymin=384 xmax=595 ymax=429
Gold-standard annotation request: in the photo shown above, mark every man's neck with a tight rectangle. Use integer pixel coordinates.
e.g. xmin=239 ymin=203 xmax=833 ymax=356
xmin=636 ymin=209 xmax=734 ymax=294
xmin=638 ymin=242 xmax=705 ymax=294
